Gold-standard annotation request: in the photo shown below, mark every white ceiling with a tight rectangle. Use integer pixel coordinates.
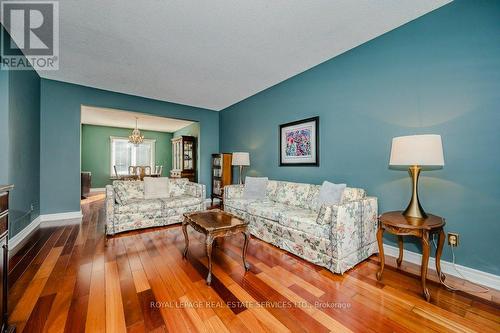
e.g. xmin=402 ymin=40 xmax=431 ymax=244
xmin=81 ymin=105 xmax=195 ymax=133
xmin=40 ymin=0 xmax=451 ymax=111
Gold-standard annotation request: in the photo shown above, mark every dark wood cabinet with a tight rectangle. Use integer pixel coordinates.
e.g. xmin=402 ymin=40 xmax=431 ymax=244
xmin=170 ymin=136 xmax=197 ymax=182
xmin=0 ymin=185 xmax=14 ymax=333
xmin=211 ymin=153 xmax=232 ymax=207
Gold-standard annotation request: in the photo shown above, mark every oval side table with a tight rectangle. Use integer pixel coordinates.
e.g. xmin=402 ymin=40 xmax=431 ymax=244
xmin=376 ymin=211 xmax=446 ymax=302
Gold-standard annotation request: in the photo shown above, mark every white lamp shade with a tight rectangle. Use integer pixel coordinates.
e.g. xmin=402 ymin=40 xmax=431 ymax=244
xmin=232 ymin=152 xmax=250 ymax=166
xmin=389 ymin=135 xmax=444 ymax=166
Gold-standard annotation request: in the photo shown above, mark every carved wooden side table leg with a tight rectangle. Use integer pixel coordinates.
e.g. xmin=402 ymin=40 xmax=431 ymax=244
xmin=397 ymin=236 xmax=404 ymax=267
xmin=376 ymin=226 xmax=385 ymax=281
xmin=421 ymin=230 xmax=431 ymax=302
xmin=182 ymin=220 xmax=189 ymax=258
xmin=242 ymin=231 xmax=250 ymax=271
xmin=435 ymin=228 xmax=446 ymax=282
xmin=206 ymin=235 xmax=214 ymax=285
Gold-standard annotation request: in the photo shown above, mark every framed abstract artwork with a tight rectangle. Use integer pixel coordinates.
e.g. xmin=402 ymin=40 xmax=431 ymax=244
xmin=279 ymin=116 xmax=319 ymax=166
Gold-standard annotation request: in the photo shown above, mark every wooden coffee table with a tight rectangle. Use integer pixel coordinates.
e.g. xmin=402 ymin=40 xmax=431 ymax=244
xmin=182 ymin=209 xmax=250 ymax=285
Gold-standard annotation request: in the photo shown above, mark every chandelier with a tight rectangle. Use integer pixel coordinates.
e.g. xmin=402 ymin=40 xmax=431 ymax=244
xmin=129 ymin=117 xmax=144 ymax=145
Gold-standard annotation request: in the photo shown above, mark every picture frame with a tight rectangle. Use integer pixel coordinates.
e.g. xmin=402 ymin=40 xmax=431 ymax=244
xmin=279 ymin=116 xmax=319 ymax=166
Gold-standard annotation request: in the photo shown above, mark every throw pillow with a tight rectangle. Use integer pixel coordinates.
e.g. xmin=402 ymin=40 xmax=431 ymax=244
xmin=318 ymin=181 xmax=346 ymax=205
xmin=144 ymin=177 xmax=170 ymax=199
xmin=243 ymin=177 xmax=268 ymax=200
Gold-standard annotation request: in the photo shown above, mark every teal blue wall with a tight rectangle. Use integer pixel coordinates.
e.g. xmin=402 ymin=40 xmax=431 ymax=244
xmin=174 ymin=122 xmax=200 ymax=138
xmin=0 ymin=26 xmax=41 ymax=237
xmin=8 ymin=65 xmax=41 ymax=237
xmin=220 ymin=0 xmax=500 ymax=274
xmin=173 ymin=122 xmax=201 ymax=180
xmin=40 ymin=79 xmax=218 ymax=214
xmin=0 ymin=69 xmax=8 ymax=185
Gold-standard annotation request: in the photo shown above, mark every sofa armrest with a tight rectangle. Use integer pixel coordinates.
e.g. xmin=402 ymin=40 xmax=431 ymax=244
xmin=223 ymin=185 xmax=244 ymax=201
xmin=184 ymin=182 xmax=206 ymax=200
xmin=105 ymin=185 xmax=116 ymax=234
xmin=324 ymin=196 xmax=378 ymax=259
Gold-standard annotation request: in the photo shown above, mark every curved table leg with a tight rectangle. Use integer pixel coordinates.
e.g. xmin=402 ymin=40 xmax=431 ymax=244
xmin=182 ymin=220 xmax=189 ymax=259
xmin=435 ymin=228 xmax=446 ymax=282
xmin=421 ymin=230 xmax=431 ymax=302
xmin=206 ymin=235 xmax=214 ymax=285
xmin=376 ymin=226 xmax=385 ymax=281
xmin=397 ymin=235 xmax=404 ymax=268
xmin=242 ymin=231 xmax=250 ymax=271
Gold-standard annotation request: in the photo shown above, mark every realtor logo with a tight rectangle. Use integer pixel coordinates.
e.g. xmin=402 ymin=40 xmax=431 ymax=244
xmin=1 ymin=1 xmax=59 ymax=70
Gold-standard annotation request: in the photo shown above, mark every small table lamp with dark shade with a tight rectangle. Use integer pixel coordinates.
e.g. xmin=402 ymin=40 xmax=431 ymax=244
xmin=232 ymin=152 xmax=250 ymax=184
xmin=389 ymin=135 xmax=444 ymax=219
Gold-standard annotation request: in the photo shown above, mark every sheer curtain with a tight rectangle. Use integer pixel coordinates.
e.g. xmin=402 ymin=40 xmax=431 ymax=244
xmin=110 ymin=137 xmax=155 ymax=175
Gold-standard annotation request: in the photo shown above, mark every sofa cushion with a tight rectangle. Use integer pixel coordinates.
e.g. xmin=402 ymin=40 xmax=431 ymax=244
xmin=341 ymin=188 xmax=366 ymax=203
xmin=279 ymin=209 xmax=330 ymax=239
xmin=113 ymin=181 xmax=144 ymax=204
xmin=266 ymin=180 xmax=279 ymax=198
xmin=308 ymin=186 xmax=366 ymax=211
xmin=274 ymin=181 xmax=313 ymax=209
xmin=160 ymin=195 xmax=201 ymax=209
xmin=278 ymin=225 xmax=332 ymax=256
xmin=225 ymin=199 xmax=259 ymax=211
xmin=169 ymin=178 xmax=189 ymax=197
xmin=246 ymin=201 xmax=288 ymax=221
xmin=115 ymin=198 xmax=162 ymax=214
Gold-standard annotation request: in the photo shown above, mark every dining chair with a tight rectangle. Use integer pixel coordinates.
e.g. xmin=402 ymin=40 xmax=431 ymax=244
xmin=155 ymin=165 xmax=163 ymax=176
xmin=128 ymin=166 xmax=140 ymax=176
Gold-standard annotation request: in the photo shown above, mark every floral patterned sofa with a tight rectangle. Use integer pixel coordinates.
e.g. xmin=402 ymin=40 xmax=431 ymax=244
xmin=105 ymin=179 xmax=205 ymax=235
xmin=224 ymin=180 xmax=378 ymax=274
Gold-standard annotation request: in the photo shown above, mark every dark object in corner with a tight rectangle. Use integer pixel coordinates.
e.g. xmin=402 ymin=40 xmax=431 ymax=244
xmin=81 ymin=172 xmax=91 ymax=199
xmin=0 ymin=185 xmax=15 ymax=332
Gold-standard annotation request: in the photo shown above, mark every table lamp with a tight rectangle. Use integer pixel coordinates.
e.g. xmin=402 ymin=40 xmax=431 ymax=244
xmin=389 ymin=135 xmax=444 ymax=219
xmin=232 ymin=152 xmax=250 ymax=184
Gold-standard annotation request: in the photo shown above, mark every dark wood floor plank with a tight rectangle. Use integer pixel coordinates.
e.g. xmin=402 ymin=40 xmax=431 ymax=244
xmin=137 ymin=289 xmax=167 ymax=332
xmin=9 ymin=227 xmax=54 ymax=281
xmin=23 ymin=293 xmax=56 ymax=333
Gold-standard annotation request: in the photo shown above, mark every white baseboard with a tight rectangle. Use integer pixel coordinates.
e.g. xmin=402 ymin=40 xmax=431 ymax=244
xmin=8 ymin=210 xmax=83 ymax=253
xmin=40 ymin=210 xmax=83 ymax=222
xmin=9 ymin=216 xmax=41 ymax=251
xmin=384 ymin=244 xmax=500 ymax=291
xmin=90 ymin=188 xmax=105 ymax=193
xmin=40 ymin=210 xmax=83 ymax=227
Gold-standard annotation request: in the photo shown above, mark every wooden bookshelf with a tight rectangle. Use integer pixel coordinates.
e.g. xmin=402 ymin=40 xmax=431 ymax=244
xmin=211 ymin=153 xmax=232 ymax=207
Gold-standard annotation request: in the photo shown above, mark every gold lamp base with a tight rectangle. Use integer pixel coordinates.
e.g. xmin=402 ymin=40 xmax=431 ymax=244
xmin=402 ymin=165 xmax=428 ymax=219
xmin=238 ymin=165 xmax=245 ymax=185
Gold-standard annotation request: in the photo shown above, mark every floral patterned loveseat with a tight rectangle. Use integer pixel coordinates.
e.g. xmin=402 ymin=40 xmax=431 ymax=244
xmin=105 ymin=179 xmax=205 ymax=235
xmin=224 ymin=180 xmax=378 ymax=274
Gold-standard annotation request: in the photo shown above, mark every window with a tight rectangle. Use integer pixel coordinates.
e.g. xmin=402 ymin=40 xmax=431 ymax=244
xmin=110 ymin=137 xmax=156 ymax=175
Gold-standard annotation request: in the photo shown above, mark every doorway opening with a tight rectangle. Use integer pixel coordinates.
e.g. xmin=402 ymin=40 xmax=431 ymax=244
xmin=79 ymin=105 xmax=200 ymax=201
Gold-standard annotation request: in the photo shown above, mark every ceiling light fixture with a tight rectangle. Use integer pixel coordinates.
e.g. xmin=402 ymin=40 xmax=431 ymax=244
xmin=129 ymin=117 xmax=144 ymax=145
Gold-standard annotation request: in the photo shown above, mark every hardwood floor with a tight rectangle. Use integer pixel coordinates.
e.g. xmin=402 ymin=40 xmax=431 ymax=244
xmin=8 ymin=194 xmax=500 ymax=332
